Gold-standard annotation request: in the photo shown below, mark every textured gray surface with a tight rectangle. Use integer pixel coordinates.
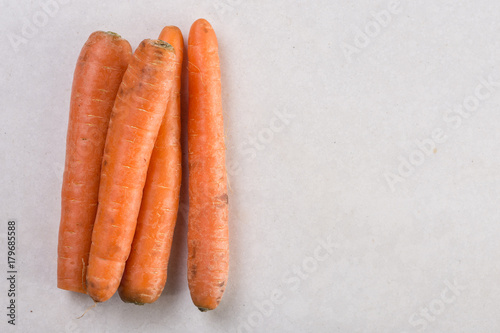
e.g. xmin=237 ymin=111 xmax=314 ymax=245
xmin=1 ymin=0 xmax=500 ymax=332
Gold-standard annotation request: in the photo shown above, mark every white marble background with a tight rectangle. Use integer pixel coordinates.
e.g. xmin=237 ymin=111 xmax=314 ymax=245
xmin=1 ymin=0 xmax=500 ymax=332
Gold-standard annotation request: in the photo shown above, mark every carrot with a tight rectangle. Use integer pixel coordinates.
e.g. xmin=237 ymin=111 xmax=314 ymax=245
xmin=118 ymin=26 xmax=184 ymax=304
xmin=187 ymin=19 xmax=229 ymax=311
xmin=86 ymin=39 xmax=176 ymax=302
xmin=57 ymin=31 xmax=132 ymax=294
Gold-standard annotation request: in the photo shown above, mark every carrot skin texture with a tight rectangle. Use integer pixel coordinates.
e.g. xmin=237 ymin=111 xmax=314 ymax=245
xmin=86 ymin=39 xmax=176 ymax=302
xmin=58 ymin=31 xmax=132 ymax=294
xmin=187 ymin=19 xmax=229 ymax=311
xmin=118 ymin=27 xmax=184 ymax=304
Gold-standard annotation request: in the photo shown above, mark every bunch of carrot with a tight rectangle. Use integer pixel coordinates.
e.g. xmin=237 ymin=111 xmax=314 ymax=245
xmin=57 ymin=19 xmax=228 ymax=311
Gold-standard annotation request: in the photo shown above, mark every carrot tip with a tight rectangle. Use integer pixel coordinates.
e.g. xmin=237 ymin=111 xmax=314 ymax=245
xmin=104 ymin=31 xmax=122 ymax=38
xmin=151 ymin=39 xmax=174 ymax=52
xmin=118 ymin=292 xmax=146 ymax=305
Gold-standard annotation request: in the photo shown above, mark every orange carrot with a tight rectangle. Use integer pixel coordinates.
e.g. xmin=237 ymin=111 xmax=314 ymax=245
xmin=58 ymin=31 xmax=131 ymax=294
xmin=86 ymin=39 xmax=176 ymax=302
xmin=187 ymin=19 xmax=229 ymax=311
xmin=118 ymin=26 xmax=184 ymax=304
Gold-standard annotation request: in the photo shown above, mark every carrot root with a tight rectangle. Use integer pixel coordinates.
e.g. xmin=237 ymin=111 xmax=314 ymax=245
xmin=187 ymin=18 xmax=229 ymax=311
xmin=57 ymin=31 xmax=132 ymax=294
xmin=118 ymin=26 xmax=184 ymax=305
xmin=86 ymin=39 xmax=177 ymax=302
